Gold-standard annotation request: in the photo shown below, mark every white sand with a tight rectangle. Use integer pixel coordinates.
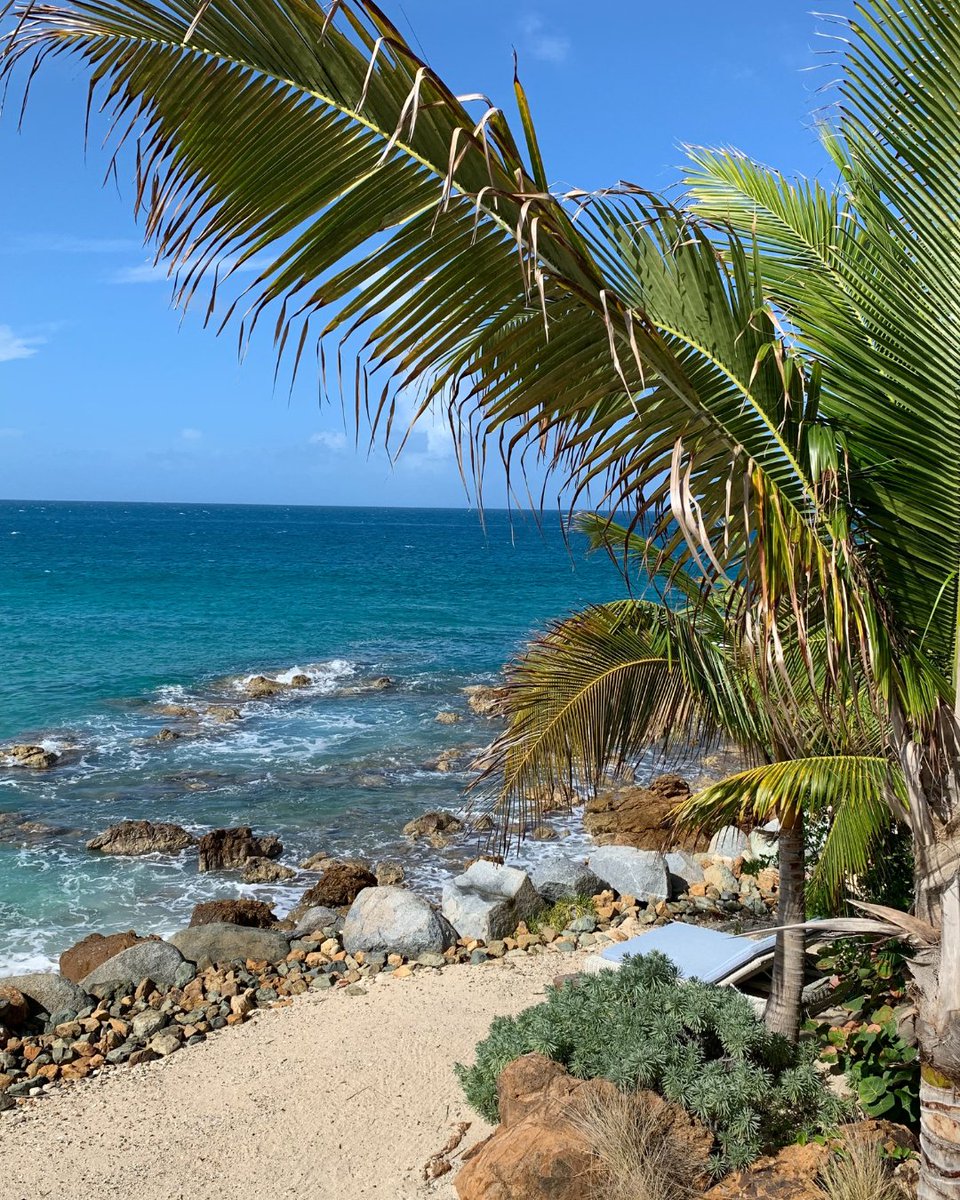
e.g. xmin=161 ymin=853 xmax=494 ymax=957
xmin=0 ymin=953 xmax=580 ymax=1200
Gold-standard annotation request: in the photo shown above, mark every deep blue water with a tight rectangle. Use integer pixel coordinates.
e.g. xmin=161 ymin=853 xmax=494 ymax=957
xmin=0 ymin=501 xmax=624 ymax=970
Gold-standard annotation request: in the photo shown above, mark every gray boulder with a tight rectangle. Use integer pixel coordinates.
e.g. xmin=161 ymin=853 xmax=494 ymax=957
xmin=665 ymin=850 xmax=705 ymax=894
xmin=0 ymin=973 xmax=90 ymax=1016
xmin=170 ymin=922 xmax=290 ymax=966
xmin=291 ymin=905 xmax=343 ymax=937
xmin=747 ymin=826 xmax=779 ymax=863
xmin=342 ymin=887 xmax=456 ymax=958
xmin=80 ymin=940 xmax=185 ymax=993
xmin=441 ymin=860 xmax=545 ymax=941
xmin=530 ymin=855 xmax=604 ymax=903
xmin=708 ymin=825 xmax=749 ymax=858
xmin=588 ymin=846 xmax=670 ymax=902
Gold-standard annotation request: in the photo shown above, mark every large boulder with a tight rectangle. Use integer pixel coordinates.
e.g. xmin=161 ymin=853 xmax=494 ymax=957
xmin=587 ymin=846 xmax=670 ymax=901
xmin=197 ymin=826 xmax=283 ymax=872
xmin=708 ymin=826 xmax=749 ymax=859
xmin=244 ymin=675 xmax=287 ymax=698
xmin=748 ymin=825 xmax=780 ymax=864
xmin=241 ymin=857 xmax=296 ymax=884
xmin=1 ymin=973 xmax=90 ymax=1016
xmin=402 ymin=810 xmax=464 ymax=840
xmin=188 ymin=899 xmax=277 ymax=928
xmin=80 ymin=940 xmax=185 ymax=994
xmin=291 ymin=905 xmax=343 ymax=937
xmin=171 ymin=922 xmax=290 ymax=966
xmin=342 ymin=887 xmax=456 ymax=958
xmin=60 ymin=930 xmax=146 ymax=984
xmin=529 ymin=855 xmax=604 ymax=903
xmin=455 ymin=1054 xmax=712 ymax=1200
xmin=86 ymin=819 xmax=195 ymax=856
xmin=583 ymin=773 xmax=703 ymax=850
xmin=666 ymin=850 xmax=705 ymax=894
xmin=298 ymin=862 xmax=377 ymax=909
xmin=441 ymin=861 xmax=544 ymax=942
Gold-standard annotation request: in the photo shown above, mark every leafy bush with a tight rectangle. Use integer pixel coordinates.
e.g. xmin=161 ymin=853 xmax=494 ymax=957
xmin=527 ymin=896 xmax=596 ymax=934
xmin=811 ymin=939 xmax=919 ymax=1128
xmin=456 ymin=953 xmax=845 ymax=1175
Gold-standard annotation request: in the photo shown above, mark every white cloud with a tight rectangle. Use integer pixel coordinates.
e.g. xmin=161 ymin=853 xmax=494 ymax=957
xmin=180 ymin=428 xmax=203 ymax=441
xmin=110 ymin=254 xmax=271 ymax=285
xmin=519 ymin=14 xmax=571 ymax=64
xmin=0 ymin=325 xmax=43 ymax=363
xmin=309 ymin=431 xmax=348 ymax=452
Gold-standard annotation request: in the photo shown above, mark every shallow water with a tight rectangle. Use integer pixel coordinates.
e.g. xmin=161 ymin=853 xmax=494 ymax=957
xmin=0 ymin=501 xmax=632 ymax=970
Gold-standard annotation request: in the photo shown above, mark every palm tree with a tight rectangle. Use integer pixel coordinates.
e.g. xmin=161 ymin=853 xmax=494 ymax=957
xmin=4 ymin=1 xmax=960 ymax=1190
xmin=480 ymin=517 xmax=901 ymax=1042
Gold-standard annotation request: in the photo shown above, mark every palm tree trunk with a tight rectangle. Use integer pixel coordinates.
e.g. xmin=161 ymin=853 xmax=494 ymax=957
xmin=764 ymin=811 xmax=805 ymax=1042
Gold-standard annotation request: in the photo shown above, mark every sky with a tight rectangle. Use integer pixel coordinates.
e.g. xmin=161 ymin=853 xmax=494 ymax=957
xmin=0 ymin=1 xmax=854 ymax=507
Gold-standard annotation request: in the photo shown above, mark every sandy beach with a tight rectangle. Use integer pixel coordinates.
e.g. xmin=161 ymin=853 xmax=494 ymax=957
xmin=0 ymin=951 xmax=580 ymax=1200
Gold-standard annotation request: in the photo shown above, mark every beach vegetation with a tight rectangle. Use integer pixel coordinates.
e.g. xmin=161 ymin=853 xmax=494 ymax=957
xmin=526 ymin=897 xmax=596 ymax=935
xmin=456 ymin=952 xmax=846 ymax=1175
xmin=817 ymin=1138 xmax=903 ymax=1200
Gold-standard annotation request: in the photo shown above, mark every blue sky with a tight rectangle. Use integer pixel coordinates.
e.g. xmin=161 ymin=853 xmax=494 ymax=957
xmin=0 ymin=1 xmax=852 ymax=506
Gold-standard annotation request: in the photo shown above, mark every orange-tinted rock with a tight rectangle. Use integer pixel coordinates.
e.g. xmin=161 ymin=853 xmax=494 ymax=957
xmin=60 ymin=931 xmax=144 ymax=984
xmin=0 ymin=986 xmax=28 ymax=1029
xmin=455 ymin=1054 xmax=712 ymax=1200
xmin=298 ymin=862 xmax=377 ymax=909
xmin=583 ymin=774 xmax=705 ymax=850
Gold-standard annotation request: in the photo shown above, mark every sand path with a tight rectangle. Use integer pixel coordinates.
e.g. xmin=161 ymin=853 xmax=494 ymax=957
xmin=0 ymin=952 xmax=578 ymax=1200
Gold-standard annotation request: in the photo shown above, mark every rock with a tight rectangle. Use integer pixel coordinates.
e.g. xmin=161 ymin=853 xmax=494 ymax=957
xmin=60 ymin=931 xmax=146 ymax=984
xmin=240 ymin=858 xmax=296 ymax=884
xmin=291 ymin=906 xmax=342 ymax=937
xmin=583 ymin=774 xmax=703 ymax=850
xmin=703 ymin=1141 xmax=829 ymax=1200
xmin=462 ymin=685 xmax=509 ymax=718
xmin=441 ymin=861 xmax=544 ymax=942
xmin=131 ymin=1009 xmax=167 ymax=1039
xmin=342 ymin=887 xmax=457 ymax=959
xmin=708 ymin=826 xmax=749 ymax=858
xmin=171 ymin=923 xmax=290 ymax=966
xmin=530 ymin=855 xmax=604 ymax=904
xmin=197 ymin=827 xmax=283 ymax=872
xmin=588 ymin=846 xmax=670 ymax=901
xmin=757 ymin=867 xmax=780 ymax=894
xmin=402 ymin=811 xmax=464 ymax=840
xmin=528 ymin=781 xmax=578 ymax=813
xmin=297 ymin=862 xmax=377 ymax=909
xmin=147 ymin=1032 xmax=181 ymax=1057
xmin=154 ymin=703 xmax=199 ymax=718
xmin=86 ymin=820 xmax=196 ymax=857
xmin=529 ymin=825 xmax=556 ymax=840
xmin=189 ymin=899 xmax=277 ymax=928
xmin=747 ymin=827 xmax=779 ymax=863
xmin=155 ymin=728 xmax=181 ymax=742
xmin=288 ymin=674 xmax=312 ymax=688
xmin=666 ymin=850 xmax=706 ymax=894
xmin=0 ymin=973 xmax=90 ymax=1016
xmin=299 ymin=851 xmax=333 ymax=872
xmin=205 ymin=705 xmax=242 ymax=722
xmin=0 ymin=986 xmax=28 ymax=1029
xmin=374 ymin=860 xmax=405 ymax=886
xmin=455 ymin=1055 xmax=712 ymax=1200
xmin=0 ymin=744 xmax=59 ymax=770
xmin=435 ymin=711 xmax=462 ymax=724
xmin=702 ymin=861 xmax=739 ymax=894
xmin=244 ymin=675 xmax=286 ymax=697
xmin=80 ymin=940 xmax=185 ymax=993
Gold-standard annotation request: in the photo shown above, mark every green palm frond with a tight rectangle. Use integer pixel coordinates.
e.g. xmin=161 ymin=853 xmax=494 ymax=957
xmin=675 ymin=755 xmax=906 ymax=905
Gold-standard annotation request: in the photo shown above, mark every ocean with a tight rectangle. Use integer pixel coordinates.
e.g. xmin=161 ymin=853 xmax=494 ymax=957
xmin=0 ymin=500 xmax=628 ymax=972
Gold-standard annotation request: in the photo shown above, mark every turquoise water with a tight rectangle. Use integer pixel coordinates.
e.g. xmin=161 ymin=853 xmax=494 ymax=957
xmin=0 ymin=501 xmax=624 ymax=971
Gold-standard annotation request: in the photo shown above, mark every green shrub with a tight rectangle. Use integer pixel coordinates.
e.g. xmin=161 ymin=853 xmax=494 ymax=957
xmin=455 ymin=953 xmax=845 ymax=1175
xmin=527 ymin=896 xmax=596 ymax=933
xmin=811 ymin=939 xmax=919 ymax=1129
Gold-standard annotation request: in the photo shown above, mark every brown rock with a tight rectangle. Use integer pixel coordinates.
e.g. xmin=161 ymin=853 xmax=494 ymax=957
xmin=155 ymin=727 xmax=181 ymax=742
xmin=288 ymin=674 xmax=312 ymax=688
xmin=154 ymin=704 xmax=199 ymax=719
xmin=704 ymin=1142 xmax=829 ymax=1200
xmin=60 ymin=930 xmax=145 ymax=984
xmin=0 ymin=986 xmax=29 ymax=1029
xmin=456 ymin=1055 xmax=713 ymax=1200
xmin=299 ymin=851 xmax=333 ymax=872
xmin=298 ymin=862 xmax=377 ymax=909
xmin=1 ymin=744 xmax=59 ymax=770
xmin=583 ymin=774 xmax=705 ymax=850
xmin=436 ymin=711 xmax=462 ymax=725
xmin=86 ymin=820 xmax=196 ymax=857
xmin=241 ymin=857 xmax=296 ymax=884
xmin=375 ymin=860 xmax=405 ymax=886
xmin=205 ymin=705 xmax=242 ymax=723
xmin=189 ymin=899 xmax=277 ymax=928
xmin=462 ymin=685 xmax=509 ymax=718
xmin=403 ymin=811 xmax=464 ymax=840
xmin=244 ymin=675 xmax=286 ymax=698
xmin=197 ymin=827 xmax=283 ymax=872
